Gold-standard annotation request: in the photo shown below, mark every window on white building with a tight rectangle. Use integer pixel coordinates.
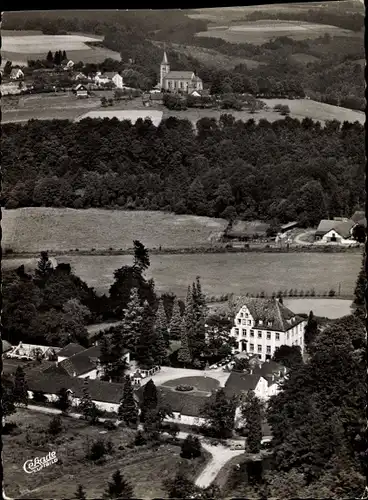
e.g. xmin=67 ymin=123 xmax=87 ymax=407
xmin=235 ymin=328 xmax=239 ymax=335
xmin=257 ymin=345 xmax=262 ymax=353
xmin=267 ymin=332 xmax=271 ymax=340
xmin=276 ymin=333 xmax=280 ymax=340
xmin=250 ymin=344 xmax=254 ymax=351
xmin=248 ymin=320 xmax=251 ymax=325
xmin=259 ymin=320 xmax=263 ymax=325
xmin=240 ymin=312 xmax=243 ymax=317
xmin=266 ymin=346 xmax=271 ymax=354
xmin=250 ymin=330 xmax=254 ymax=337
xmin=168 ymin=81 xmax=172 ymax=88
xmin=245 ymin=313 xmax=249 ymax=317
xmin=237 ymin=319 xmax=241 ymax=324
xmin=180 ymin=81 xmax=183 ymax=88
xmin=242 ymin=329 xmax=247 ymax=337
xmin=258 ymin=331 xmax=262 ymax=339
xmin=242 ymin=319 xmax=246 ymax=325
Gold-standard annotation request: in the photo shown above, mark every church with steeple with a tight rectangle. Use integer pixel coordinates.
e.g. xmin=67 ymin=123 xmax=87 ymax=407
xmin=159 ymin=50 xmax=203 ymax=93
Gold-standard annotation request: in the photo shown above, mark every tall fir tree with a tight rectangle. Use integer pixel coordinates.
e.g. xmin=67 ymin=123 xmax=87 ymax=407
xmin=140 ymin=379 xmax=158 ymax=422
xmin=241 ymin=390 xmax=262 ymax=453
xmin=13 ymin=366 xmax=28 ymax=406
xmin=118 ymin=376 xmax=138 ymax=427
xmin=155 ymin=299 xmax=169 ymax=346
xmin=54 ymin=50 xmax=62 ymax=66
xmin=304 ymin=310 xmax=319 ymax=347
xmin=169 ymin=299 xmax=182 ymax=340
xmin=133 ymin=240 xmax=150 ymax=272
xmin=178 ymin=319 xmax=192 ymax=367
xmin=104 ymin=329 xmax=129 ymax=383
xmin=62 ymin=50 xmax=67 ymax=61
xmin=135 ymin=301 xmax=157 ymax=369
xmin=103 ymin=470 xmax=134 ymax=499
xmin=46 ymin=50 xmax=53 ymax=63
xmin=184 ymin=285 xmax=196 ymax=352
xmin=35 ymin=250 xmax=53 ymax=287
xmin=187 ymin=278 xmax=207 ymax=360
xmin=121 ymin=288 xmax=144 ymax=353
xmin=79 ymin=379 xmax=99 ymax=423
xmin=353 ymin=255 xmax=366 ymax=318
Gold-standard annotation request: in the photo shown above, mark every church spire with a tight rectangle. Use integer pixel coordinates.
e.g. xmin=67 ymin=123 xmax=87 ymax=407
xmin=161 ymin=44 xmax=168 ymax=64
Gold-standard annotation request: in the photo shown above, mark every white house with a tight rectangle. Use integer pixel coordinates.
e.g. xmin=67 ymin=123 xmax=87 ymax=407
xmin=112 ymin=72 xmax=123 ymax=88
xmin=230 ymin=298 xmax=306 ymax=361
xmin=94 ymin=71 xmax=115 ymax=86
xmin=10 ymin=68 xmax=24 ymax=80
xmin=314 ymin=219 xmax=355 ymax=245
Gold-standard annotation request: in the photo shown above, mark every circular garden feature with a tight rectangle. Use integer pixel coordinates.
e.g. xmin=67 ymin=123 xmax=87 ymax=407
xmin=162 ymin=376 xmax=220 ymax=393
xmin=175 ymin=384 xmax=194 ymax=392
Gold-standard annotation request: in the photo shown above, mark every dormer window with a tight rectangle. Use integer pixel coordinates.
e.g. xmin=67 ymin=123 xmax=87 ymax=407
xmin=268 ymin=321 xmax=272 ymax=326
xmin=259 ymin=320 xmax=263 ymax=326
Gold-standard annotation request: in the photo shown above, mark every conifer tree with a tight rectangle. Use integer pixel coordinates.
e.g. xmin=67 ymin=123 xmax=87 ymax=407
xmin=241 ymin=390 xmax=262 ymax=453
xmin=353 ymin=255 xmax=366 ymax=318
xmin=140 ymin=379 xmax=158 ymax=422
xmin=103 ymin=470 xmax=134 ymax=499
xmin=35 ymin=250 xmax=53 ymax=286
xmin=75 ymin=484 xmax=86 ymax=500
xmin=121 ymin=288 xmax=144 ymax=353
xmin=304 ymin=310 xmax=319 ymax=347
xmin=13 ymin=366 xmax=28 ymax=406
xmin=135 ymin=301 xmax=156 ymax=368
xmin=118 ymin=376 xmax=138 ymax=427
xmin=155 ymin=299 xmax=169 ymax=346
xmin=54 ymin=50 xmax=62 ymax=66
xmin=79 ymin=380 xmax=99 ymax=424
xmin=169 ymin=299 xmax=182 ymax=340
xmin=133 ymin=239 xmax=150 ymax=272
xmin=46 ymin=50 xmax=53 ymax=63
xmin=62 ymin=50 xmax=67 ymax=61
xmin=178 ymin=319 xmax=192 ymax=367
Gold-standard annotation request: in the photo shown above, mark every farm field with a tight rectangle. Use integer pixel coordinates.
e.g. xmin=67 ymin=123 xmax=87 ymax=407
xmin=4 ymin=409 xmax=206 ymax=500
xmin=2 ymin=208 xmax=227 ymax=252
xmin=1 ymin=30 xmax=121 ymax=65
xmin=3 ymin=252 xmax=357 ymax=299
xmin=2 ymin=93 xmax=364 ymax=125
xmin=284 ymin=298 xmax=353 ymax=318
xmin=195 ymin=20 xmax=353 ymax=45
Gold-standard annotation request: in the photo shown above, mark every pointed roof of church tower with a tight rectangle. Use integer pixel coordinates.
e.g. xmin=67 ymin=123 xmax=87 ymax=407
xmin=161 ymin=50 xmax=168 ymax=65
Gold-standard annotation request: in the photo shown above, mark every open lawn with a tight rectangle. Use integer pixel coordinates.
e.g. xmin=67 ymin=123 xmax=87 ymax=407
xmin=195 ymin=20 xmax=353 ymax=45
xmin=1 ymin=31 xmax=121 ymax=65
xmin=284 ymin=298 xmax=353 ymax=319
xmin=261 ymin=98 xmax=364 ymax=124
xmin=2 ymin=208 xmax=227 ymax=252
xmin=2 ymin=93 xmax=363 ymax=125
xmin=4 ymin=409 xmax=207 ymax=499
xmin=3 ymin=251 xmax=358 ymax=300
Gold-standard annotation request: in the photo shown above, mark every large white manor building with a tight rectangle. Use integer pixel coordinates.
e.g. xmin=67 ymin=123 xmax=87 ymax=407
xmin=230 ymin=297 xmax=306 ymax=361
xmin=159 ymin=51 xmax=203 ymax=93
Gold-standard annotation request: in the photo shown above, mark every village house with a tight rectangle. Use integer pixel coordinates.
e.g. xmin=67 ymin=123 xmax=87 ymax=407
xmin=73 ymin=72 xmax=88 ymax=81
xmin=10 ymin=68 xmax=24 ymax=80
xmin=94 ymin=71 xmax=120 ymax=86
xmin=44 ymin=343 xmax=130 ymax=380
xmin=314 ymin=218 xmax=355 ymax=244
xmin=62 ymin=60 xmax=75 ymax=70
xmin=159 ymin=51 xmax=203 ymax=93
xmin=112 ymin=72 xmax=124 ymax=88
xmin=230 ymin=297 xmax=306 ymax=360
xmin=74 ymin=84 xmax=89 ymax=98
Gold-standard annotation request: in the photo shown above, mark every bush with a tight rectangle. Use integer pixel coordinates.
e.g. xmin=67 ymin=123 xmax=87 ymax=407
xmin=87 ymin=439 xmax=107 ymax=461
xmin=32 ymin=391 xmax=47 ymax=403
xmin=134 ymin=430 xmax=147 ymax=446
xmin=103 ymin=420 xmax=116 ymax=430
xmin=328 ymin=289 xmax=336 ymax=297
xmin=175 ymin=385 xmax=194 ymax=392
xmin=181 ymin=434 xmax=202 ymax=459
xmin=48 ymin=415 xmax=62 ymax=436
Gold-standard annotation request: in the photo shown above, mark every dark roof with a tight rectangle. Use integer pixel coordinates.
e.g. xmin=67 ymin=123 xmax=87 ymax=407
xmin=57 ymin=343 xmax=86 ymax=358
xmin=251 ymin=360 xmax=287 ymax=383
xmin=235 ymin=297 xmax=304 ymax=332
xmin=26 ymin=370 xmax=124 ymax=404
xmin=315 ymin=219 xmax=354 ymax=238
xmin=2 ymin=340 xmax=13 ymax=353
xmin=224 ymin=372 xmax=261 ymax=398
xmin=351 ymin=211 xmax=365 ymax=223
xmin=135 ymin=384 xmax=211 ymax=417
xmin=164 ymin=71 xmax=196 ymax=80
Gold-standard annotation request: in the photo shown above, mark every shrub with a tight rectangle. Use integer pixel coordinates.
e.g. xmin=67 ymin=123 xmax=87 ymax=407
xmin=181 ymin=434 xmax=202 ymax=459
xmin=87 ymin=439 xmax=107 ymax=461
xmin=32 ymin=391 xmax=47 ymax=403
xmin=328 ymin=289 xmax=336 ymax=297
xmin=103 ymin=420 xmax=116 ymax=430
xmin=134 ymin=430 xmax=147 ymax=446
xmin=175 ymin=385 xmax=194 ymax=392
xmin=48 ymin=415 xmax=62 ymax=436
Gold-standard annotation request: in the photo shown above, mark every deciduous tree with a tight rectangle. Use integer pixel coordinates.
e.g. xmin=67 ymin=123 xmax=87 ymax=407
xmin=201 ymin=388 xmax=236 ymax=438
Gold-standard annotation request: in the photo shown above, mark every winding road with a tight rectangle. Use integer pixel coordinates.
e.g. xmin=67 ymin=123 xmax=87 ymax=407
xmin=24 ymin=404 xmax=271 ymax=489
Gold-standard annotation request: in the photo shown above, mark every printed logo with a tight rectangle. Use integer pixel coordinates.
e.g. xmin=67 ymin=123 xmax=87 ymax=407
xmin=23 ymin=451 xmax=58 ymax=474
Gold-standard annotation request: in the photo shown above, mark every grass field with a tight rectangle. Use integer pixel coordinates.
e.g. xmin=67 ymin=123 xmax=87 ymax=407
xmin=2 ymin=92 xmax=364 ymax=125
xmin=4 ymin=409 xmax=207 ymax=499
xmin=2 ymin=208 xmax=227 ymax=252
xmin=1 ymin=30 xmax=120 ymax=64
xmin=3 ymin=251 xmax=355 ymax=299
xmin=195 ymin=20 xmax=353 ymax=45
xmin=283 ymin=298 xmax=352 ymax=318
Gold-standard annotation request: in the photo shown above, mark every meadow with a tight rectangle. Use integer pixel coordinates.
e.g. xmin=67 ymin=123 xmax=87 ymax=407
xmin=1 ymin=30 xmax=121 ymax=65
xmin=4 ymin=409 xmax=207 ymax=499
xmin=195 ymin=20 xmax=352 ymax=45
xmin=283 ymin=298 xmax=352 ymax=318
xmin=2 ymin=92 xmax=364 ymax=126
xmin=2 ymin=208 xmax=227 ymax=253
xmin=12 ymin=252 xmax=357 ymax=299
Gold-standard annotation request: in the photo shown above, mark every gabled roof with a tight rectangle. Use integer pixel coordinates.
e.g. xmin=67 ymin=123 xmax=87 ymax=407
xmin=164 ymin=71 xmax=195 ymax=80
xmin=57 ymin=343 xmax=86 ymax=358
xmin=315 ymin=219 xmax=354 ymax=238
xmin=10 ymin=68 xmax=23 ymax=77
xmin=2 ymin=339 xmax=13 ymax=353
xmin=224 ymin=372 xmax=261 ymax=398
xmin=26 ymin=370 xmax=124 ymax=404
xmin=235 ymin=297 xmax=304 ymax=332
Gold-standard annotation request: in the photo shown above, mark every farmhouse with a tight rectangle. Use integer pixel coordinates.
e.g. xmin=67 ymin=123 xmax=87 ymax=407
xmin=44 ymin=343 xmax=130 ymax=380
xmin=159 ymin=51 xmax=203 ymax=93
xmin=10 ymin=68 xmax=24 ymax=80
xmin=230 ymin=297 xmax=306 ymax=360
xmin=74 ymin=83 xmax=89 ymax=98
xmin=112 ymin=72 xmax=124 ymax=89
xmin=314 ymin=219 xmax=355 ymax=244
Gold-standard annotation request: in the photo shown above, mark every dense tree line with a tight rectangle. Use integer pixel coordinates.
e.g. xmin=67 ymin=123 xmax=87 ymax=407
xmin=2 ymin=116 xmax=364 ymax=226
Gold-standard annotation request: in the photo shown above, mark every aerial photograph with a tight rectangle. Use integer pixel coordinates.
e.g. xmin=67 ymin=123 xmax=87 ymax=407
xmin=1 ymin=1 xmax=366 ymax=499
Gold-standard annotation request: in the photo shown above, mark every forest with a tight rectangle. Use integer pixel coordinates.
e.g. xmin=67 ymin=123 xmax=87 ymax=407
xmin=2 ymin=116 xmax=364 ymax=226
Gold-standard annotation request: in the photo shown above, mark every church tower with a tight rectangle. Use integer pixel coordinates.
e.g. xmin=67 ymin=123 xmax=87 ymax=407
xmin=160 ymin=50 xmax=170 ymax=89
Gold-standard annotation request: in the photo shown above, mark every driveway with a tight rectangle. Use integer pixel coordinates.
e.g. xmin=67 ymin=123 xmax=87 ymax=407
xmin=140 ymin=366 xmax=232 ymax=388
xmin=293 ymin=230 xmax=315 ymax=245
